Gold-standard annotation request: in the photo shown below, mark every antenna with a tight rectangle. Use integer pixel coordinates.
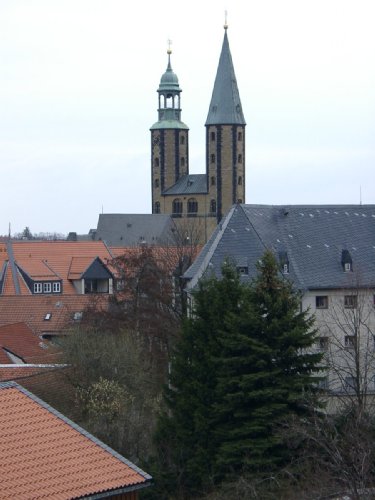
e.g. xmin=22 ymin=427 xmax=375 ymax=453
xmin=8 ymin=222 xmax=11 ymax=238
xmin=359 ymin=185 xmax=362 ymax=205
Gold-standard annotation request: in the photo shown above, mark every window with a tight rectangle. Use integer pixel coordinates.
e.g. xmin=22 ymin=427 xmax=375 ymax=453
xmin=238 ymin=154 xmax=242 ymax=163
xmin=210 ymin=176 xmax=216 ymax=186
xmin=344 ymin=295 xmax=357 ymax=308
xmin=44 ymin=313 xmax=52 ymax=321
xmin=238 ymin=176 xmax=242 ymax=186
xmin=210 ymin=199 xmax=216 ymax=214
xmin=316 ymin=296 xmax=328 ymax=309
xmin=73 ymin=312 xmax=83 ymax=321
xmin=237 ymin=266 xmax=248 ymax=275
xmin=318 ymin=337 xmax=329 ymax=351
xmin=345 ymin=335 xmax=356 ymax=349
xmin=154 ymin=201 xmax=160 ymax=214
xmin=238 ymin=131 xmax=243 ymax=141
xmin=34 ymin=283 xmax=42 ymax=294
xmin=155 ymin=178 xmax=159 ymax=188
xmin=52 ymin=282 xmax=61 ymax=293
xmin=187 ymin=198 xmax=198 ymax=217
xmin=210 ymin=131 xmax=216 ymax=141
xmin=43 ymin=282 xmax=51 ymax=293
xmin=318 ymin=377 xmax=329 ymax=390
xmin=344 ymin=376 xmax=356 ymax=393
xmin=210 ymin=154 xmax=215 ymax=163
xmin=237 ymin=199 xmax=243 ymax=204
xmin=180 ymin=135 xmax=185 ymax=145
xmin=154 ymin=157 xmax=159 ymax=167
xmin=172 ymin=198 xmax=183 ymax=218
xmin=344 ymin=262 xmax=352 ymax=272
xmin=282 ymin=263 xmax=289 ymax=274
xmin=180 ymin=157 xmax=185 ymax=167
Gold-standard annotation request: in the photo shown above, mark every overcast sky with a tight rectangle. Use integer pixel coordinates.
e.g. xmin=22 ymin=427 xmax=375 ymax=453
xmin=1 ymin=0 xmax=374 ymax=236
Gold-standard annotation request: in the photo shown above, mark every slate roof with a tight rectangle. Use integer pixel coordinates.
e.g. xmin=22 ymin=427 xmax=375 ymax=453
xmin=162 ymin=174 xmax=208 ymax=195
xmin=205 ymin=30 xmax=246 ymax=126
xmin=94 ymin=213 xmax=174 ymax=246
xmin=0 ymin=382 xmax=151 ymax=499
xmin=184 ymin=204 xmax=375 ymax=291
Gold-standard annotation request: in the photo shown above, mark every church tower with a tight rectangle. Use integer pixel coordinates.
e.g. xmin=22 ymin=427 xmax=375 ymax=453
xmin=205 ymin=24 xmax=246 ymax=222
xmin=150 ymin=46 xmax=189 ymax=215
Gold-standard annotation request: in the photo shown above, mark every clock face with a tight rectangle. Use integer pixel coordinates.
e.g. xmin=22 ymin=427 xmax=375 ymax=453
xmin=152 ymin=135 xmax=160 ymax=146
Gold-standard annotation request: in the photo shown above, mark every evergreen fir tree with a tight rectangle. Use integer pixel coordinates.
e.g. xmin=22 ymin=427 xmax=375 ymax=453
xmin=214 ymin=250 xmax=323 ymax=476
xmin=153 ymin=251 xmax=323 ymax=497
xmin=154 ymin=263 xmax=245 ymax=496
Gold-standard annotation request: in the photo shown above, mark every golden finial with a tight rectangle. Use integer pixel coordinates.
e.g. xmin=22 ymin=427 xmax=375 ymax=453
xmin=224 ymin=10 xmax=228 ymax=30
xmin=167 ymin=39 xmax=172 ymax=55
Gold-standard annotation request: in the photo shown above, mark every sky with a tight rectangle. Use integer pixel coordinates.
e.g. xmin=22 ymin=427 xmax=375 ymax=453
xmin=1 ymin=0 xmax=374 ymax=236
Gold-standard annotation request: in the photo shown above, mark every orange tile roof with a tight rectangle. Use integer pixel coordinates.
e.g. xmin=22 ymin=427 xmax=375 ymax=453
xmin=0 ymin=382 xmax=151 ymax=499
xmin=2 ymin=241 xmax=114 ymax=296
xmin=67 ymin=256 xmax=97 ymax=279
xmin=0 ymin=295 xmax=109 ymax=336
xmin=0 ymin=322 xmax=60 ymax=363
xmin=0 ymin=364 xmax=62 ymax=382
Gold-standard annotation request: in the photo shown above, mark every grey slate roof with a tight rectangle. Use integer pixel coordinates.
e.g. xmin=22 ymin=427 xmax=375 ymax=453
xmin=205 ymin=30 xmax=246 ymax=126
xmin=184 ymin=204 xmax=375 ymax=291
xmin=163 ymin=174 xmax=208 ymax=196
xmin=94 ymin=214 xmax=174 ymax=247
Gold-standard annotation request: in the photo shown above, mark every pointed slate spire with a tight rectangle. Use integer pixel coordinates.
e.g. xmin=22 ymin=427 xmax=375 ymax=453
xmin=205 ymin=28 xmax=246 ymax=126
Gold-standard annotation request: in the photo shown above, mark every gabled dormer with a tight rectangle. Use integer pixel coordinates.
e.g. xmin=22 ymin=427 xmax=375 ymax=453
xmin=68 ymin=257 xmax=114 ymax=294
xmin=278 ymin=251 xmax=289 ymax=275
xmin=341 ymin=249 xmax=353 ymax=272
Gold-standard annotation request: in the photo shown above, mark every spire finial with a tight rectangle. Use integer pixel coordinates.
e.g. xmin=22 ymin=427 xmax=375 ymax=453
xmin=167 ymin=39 xmax=172 ymax=55
xmin=224 ymin=10 xmax=228 ymax=30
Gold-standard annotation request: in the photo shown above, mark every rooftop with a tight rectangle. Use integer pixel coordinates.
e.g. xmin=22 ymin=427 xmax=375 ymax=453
xmin=0 ymin=382 xmax=151 ymax=499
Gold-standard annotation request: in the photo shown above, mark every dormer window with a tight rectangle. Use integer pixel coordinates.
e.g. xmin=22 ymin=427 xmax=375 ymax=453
xmin=237 ymin=266 xmax=248 ymax=275
xmin=34 ymin=283 xmax=42 ymax=294
xmin=278 ymin=251 xmax=289 ymax=275
xmin=341 ymin=249 xmax=353 ymax=272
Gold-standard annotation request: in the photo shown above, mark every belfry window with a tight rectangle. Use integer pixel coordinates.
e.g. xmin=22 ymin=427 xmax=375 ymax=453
xmin=154 ymin=201 xmax=160 ymax=214
xmin=211 ymin=131 xmax=216 ymax=141
xmin=238 ymin=131 xmax=242 ymax=141
xmin=180 ymin=135 xmax=185 ymax=145
xmin=187 ymin=198 xmax=198 ymax=217
xmin=210 ymin=154 xmax=215 ymax=164
xmin=181 ymin=157 xmax=185 ymax=167
xmin=154 ymin=157 xmax=159 ymax=167
xmin=210 ymin=199 xmax=216 ymax=214
xmin=210 ymin=176 xmax=216 ymax=186
xmin=172 ymin=199 xmax=183 ymax=218
xmin=238 ymin=176 xmax=242 ymax=186
xmin=155 ymin=178 xmax=159 ymax=188
xmin=238 ymin=154 xmax=242 ymax=164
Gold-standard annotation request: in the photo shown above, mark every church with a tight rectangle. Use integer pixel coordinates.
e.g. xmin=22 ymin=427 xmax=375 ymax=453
xmin=150 ymin=24 xmax=246 ymax=240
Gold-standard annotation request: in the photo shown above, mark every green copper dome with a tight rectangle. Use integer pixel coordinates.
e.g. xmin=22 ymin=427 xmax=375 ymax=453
xmin=158 ymin=54 xmax=180 ymax=92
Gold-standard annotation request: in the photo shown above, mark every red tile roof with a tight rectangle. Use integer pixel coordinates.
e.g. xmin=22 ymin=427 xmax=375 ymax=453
xmin=0 ymin=364 xmax=62 ymax=382
xmin=0 ymin=382 xmax=151 ymax=499
xmin=0 ymin=322 xmax=60 ymax=363
xmin=0 ymin=295 xmax=108 ymax=336
xmin=1 ymin=241 xmax=114 ymax=296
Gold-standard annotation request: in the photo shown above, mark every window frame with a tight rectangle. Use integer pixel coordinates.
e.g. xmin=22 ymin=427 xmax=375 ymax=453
xmin=34 ymin=282 xmax=42 ymax=294
xmin=316 ymin=296 xmax=328 ymax=309
xmin=344 ymin=295 xmax=357 ymax=309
